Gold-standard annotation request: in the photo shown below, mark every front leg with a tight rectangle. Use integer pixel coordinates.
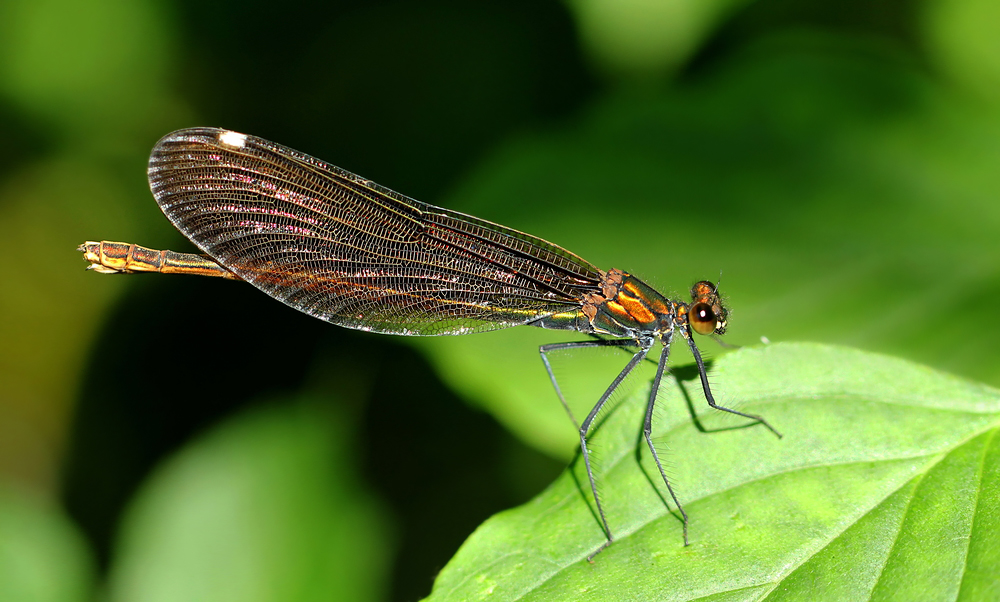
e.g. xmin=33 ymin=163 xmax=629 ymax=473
xmin=539 ymin=338 xmax=638 ymax=428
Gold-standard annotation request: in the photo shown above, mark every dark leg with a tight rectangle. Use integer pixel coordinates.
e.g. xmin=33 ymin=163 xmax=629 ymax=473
xmin=643 ymin=337 xmax=689 ymax=545
xmin=685 ymin=334 xmax=782 ymax=438
xmin=577 ymin=343 xmax=651 ymax=560
xmin=539 ymin=338 xmax=638 ymax=428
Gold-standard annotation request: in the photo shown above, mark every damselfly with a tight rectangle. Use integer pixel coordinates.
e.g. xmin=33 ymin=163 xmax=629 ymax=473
xmin=80 ymin=128 xmax=780 ymax=558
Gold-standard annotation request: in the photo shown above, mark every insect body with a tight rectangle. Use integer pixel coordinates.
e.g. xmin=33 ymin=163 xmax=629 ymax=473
xmin=80 ymin=128 xmax=780 ymax=558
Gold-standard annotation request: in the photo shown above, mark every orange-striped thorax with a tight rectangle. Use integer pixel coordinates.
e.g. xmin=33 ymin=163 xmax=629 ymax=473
xmin=580 ymin=270 xmax=728 ymax=341
xmin=581 ymin=269 xmax=672 ymax=339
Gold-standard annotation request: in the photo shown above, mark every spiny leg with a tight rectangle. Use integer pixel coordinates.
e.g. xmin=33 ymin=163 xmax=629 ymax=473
xmin=577 ymin=343 xmax=651 ymax=560
xmin=684 ymin=334 xmax=782 ymax=438
xmin=540 ymin=338 xmax=639 ymax=428
xmin=643 ymin=336 xmax=689 ymax=545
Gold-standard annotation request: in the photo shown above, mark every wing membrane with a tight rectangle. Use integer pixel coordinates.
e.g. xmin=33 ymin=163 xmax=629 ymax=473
xmin=148 ymin=127 xmax=602 ymax=335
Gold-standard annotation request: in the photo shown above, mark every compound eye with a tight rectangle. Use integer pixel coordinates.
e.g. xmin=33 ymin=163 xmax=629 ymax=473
xmin=689 ymin=302 xmax=717 ymax=336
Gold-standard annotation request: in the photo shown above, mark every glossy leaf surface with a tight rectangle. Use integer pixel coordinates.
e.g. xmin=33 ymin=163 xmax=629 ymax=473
xmin=426 ymin=343 xmax=1000 ymax=601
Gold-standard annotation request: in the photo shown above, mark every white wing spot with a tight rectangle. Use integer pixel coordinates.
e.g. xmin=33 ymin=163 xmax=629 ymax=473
xmin=218 ymin=130 xmax=248 ymax=148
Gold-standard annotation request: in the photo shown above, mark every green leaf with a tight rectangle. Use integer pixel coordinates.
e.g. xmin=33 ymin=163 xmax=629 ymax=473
xmin=0 ymin=485 xmax=95 ymax=602
xmin=106 ymin=399 xmax=394 ymax=602
xmin=0 ymin=0 xmax=175 ymax=137
xmin=921 ymin=0 xmax=1000 ymax=102
xmin=565 ymin=0 xmax=756 ymax=78
xmin=425 ymin=343 xmax=1000 ymax=601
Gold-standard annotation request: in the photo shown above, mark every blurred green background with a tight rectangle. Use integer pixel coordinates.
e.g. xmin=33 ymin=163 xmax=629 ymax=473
xmin=1 ymin=0 xmax=999 ymax=600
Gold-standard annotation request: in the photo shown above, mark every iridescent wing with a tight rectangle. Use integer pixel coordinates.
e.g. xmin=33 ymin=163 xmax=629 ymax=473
xmin=148 ymin=127 xmax=603 ymax=335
